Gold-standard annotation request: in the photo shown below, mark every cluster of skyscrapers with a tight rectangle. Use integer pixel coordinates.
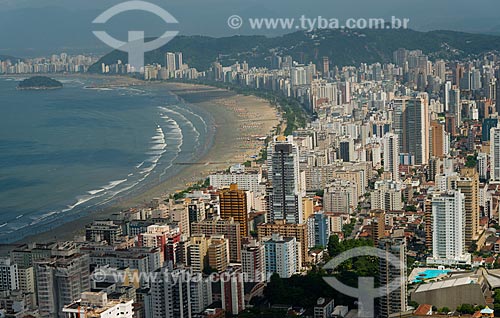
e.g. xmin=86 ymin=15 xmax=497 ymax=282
xmin=4 ymin=36 xmax=500 ymax=317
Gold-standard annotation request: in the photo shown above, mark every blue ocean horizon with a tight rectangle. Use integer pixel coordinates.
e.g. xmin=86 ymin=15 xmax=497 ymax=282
xmin=0 ymin=76 xmax=212 ymax=243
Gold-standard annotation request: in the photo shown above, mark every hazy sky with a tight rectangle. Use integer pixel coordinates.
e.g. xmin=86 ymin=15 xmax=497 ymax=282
xmin=1 ymin=0 xmax=499 ymax=56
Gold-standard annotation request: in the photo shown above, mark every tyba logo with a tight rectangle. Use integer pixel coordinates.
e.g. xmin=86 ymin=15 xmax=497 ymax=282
xmin=93 ymin=1 xmax=179 ymax=72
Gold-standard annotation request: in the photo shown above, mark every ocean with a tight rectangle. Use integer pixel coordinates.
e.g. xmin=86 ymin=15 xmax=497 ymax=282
xmin=0 ymin=76 xmax=212 ymax=243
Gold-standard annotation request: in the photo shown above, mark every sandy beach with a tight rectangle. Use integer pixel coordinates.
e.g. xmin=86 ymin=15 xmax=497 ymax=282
xmin=18 ymin=81 xmax=279 ymax=243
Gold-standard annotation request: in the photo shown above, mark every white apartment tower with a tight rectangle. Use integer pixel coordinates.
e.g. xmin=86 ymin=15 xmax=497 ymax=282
xmin=383 ymin=133 xmax=400 ymax=181
xmin=263 ymin=234 xmax=300 ymax=278
xmin=0 ymin=257 xmax=19 ymax=292
xmin=428 ymin=191 xmax=471 ymax=265
xmin=149 ymin=268 xmax=192 ymax=318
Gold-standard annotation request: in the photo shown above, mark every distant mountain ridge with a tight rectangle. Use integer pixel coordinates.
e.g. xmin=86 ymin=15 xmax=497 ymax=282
xmin=90 ymin=28 xmax=500 ymax=72
xmin=0 ymin=54 xmax=20 ymax=61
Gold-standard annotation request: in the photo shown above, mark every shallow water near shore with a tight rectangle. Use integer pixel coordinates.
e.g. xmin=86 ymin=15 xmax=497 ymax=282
xmin=0 ymin=77 xmax=213 ymax=243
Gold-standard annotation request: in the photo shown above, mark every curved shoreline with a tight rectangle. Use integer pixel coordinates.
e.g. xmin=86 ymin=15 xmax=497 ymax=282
xmin=16 ymin=80 xmax=279 ymax=243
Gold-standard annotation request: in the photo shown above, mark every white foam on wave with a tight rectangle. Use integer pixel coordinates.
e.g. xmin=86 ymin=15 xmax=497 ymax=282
xmin=159 ymin=107 xmax=200 ymax=140
xmin=172 ymin=104 xmax=208 ymax=132
xmin=63 ymin=194 xmax=96 ymax=212
xmin=151 ymin=135 xmax=166 ymax=143
xmin=140 ymin=165 xmax=155 ymax=175
xmin=150 ymin=143 xmax=166 ymax=150
xmin=9 ymin=120 xmax=179 ymax=236
xmin=83 ymin=87 xmax=113 ymax=91
xmin=147 ymin=156 xmax=160 ymax=164
xmin=105 ymin=125 xmax=172 ymax=201
xmin=117 ymin=87 xmax=145 ymax=94
xmin=158 ymin=110 xmax=184 ymax=151
xmin=32 ymin=211 xmax=58 ymax=224
xmin=29 ymin=175 xmax=131 ymax=228
xmin=146 ymin=150 xmax=166 ymax=156
xmin=157 ymin=109 xmax=186 ymax=180
xmin=136 ymin=161 xmax=145 ymax=169
xmin=88 ymin=188 xmax=105 ymax=195
xmin=143 ymin=125 xmax=167 ymax=172
xmin=103 ymin=179 xmax=128 ymax=190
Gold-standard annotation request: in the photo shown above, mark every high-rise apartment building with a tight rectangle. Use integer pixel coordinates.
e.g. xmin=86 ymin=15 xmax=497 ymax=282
xmin=137 ymin=224 xmax=181 ymax=265
xmin=378 ymin=238 xmax=407 ymax=318
xmin=457 ymin=168 xmax=481 ymax=249
xmin=207 ymin=235 xmax=229 ymax=273
xmin=429 ymin=120 xmax=446 ymax=158
xmin=219 ymin=183 xmax=248 ymax=238
xmin=209 ymin=169 xmax=263 ymax=193
xmin=339 ymin=138 xmax=355 ymax=163
xmin=257 ymin=221 xmax=308 ymax=265
xmin=263 ymin=234 xmax=300 ymax=279
xmin=428 ymin=191 xmax=471 ymax=265
xmin=404 ymin=97 xmax=429 ymax=165
xmin=191 ymin=217 xmax=241 ymax=263
xmin=323 ymin=180 xmax=358 ymax=214
xmin=267 ymin=136 xmax=303 ymax=224
xmin=0 ymin=257 xmax=19 ymax=292
xmin=220 ymin=268 xmax=245 ymax=315
xmin=85 ymin=220 xmax=123 ymax=245
xmin=383 ymin=133 xmax=400 ymax=181
xmin=490 ymin=124 xmax=500 ymax=182
xmin=188 ymin=234 xmax=210 ymax=273
xmin=311 ymin=212 xmax=331 ymax=248
xmin=477 ymin=152 xmax=488 ymax=180
xmin=149 ymin=268 xmax=192 ymax=318
xmin=371 ymin=210 xmax=386 ymax=245
xmin=174 ymin=52 xmax=183 ymax=70
xmin=241 ymin=239 xmax=265 ymax=283
xmin=187 ymin=199 xmax=206 ymax=229
xmin=35 ymin=252 xmax=90 ymax=318
xmin=370 ymin=180 xmax=403 ymax=212
xmin=322 ymin=56 xmax=329 ymax=77
xmin=391 ymin=98 xmax=407 ymax=153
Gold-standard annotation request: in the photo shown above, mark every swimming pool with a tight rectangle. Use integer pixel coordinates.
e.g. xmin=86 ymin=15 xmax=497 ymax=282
xmin=413 ymin=269 xmax=450 ymax=283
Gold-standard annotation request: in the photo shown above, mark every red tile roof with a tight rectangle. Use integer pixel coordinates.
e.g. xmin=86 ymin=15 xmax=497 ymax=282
xmin=414 ymin=304 xmax=433 ymax=316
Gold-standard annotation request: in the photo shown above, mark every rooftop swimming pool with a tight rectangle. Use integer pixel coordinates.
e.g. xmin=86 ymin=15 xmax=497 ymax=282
xmin=413 ymin=269 xmax=450 ymax=283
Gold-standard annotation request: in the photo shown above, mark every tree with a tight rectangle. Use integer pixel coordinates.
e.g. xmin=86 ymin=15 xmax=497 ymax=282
xmin=465 ymin=155 xmax=477 ymax=168
xmin=405 ymin=205 xmax=417 ymax=212
xmin=438 ymin=307 xmax=451 ymax=313
xmin=457 ymin=304 xmax=475 ymax=314
xmin=408 ymin=300 xmax=419 ymax=308
xmin=342 ymin=222 xmax=356 ymax=237
xmin=327 ymin=235 xmax=342 ymax=257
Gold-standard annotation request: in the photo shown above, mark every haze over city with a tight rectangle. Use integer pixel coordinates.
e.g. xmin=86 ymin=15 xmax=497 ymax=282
xmin=1 ymin=0 xmax=500 ymax=56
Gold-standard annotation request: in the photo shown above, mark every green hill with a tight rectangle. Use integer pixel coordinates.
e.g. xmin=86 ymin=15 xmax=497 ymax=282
xmin=89 ymin=29 xmax=500 ymax=72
